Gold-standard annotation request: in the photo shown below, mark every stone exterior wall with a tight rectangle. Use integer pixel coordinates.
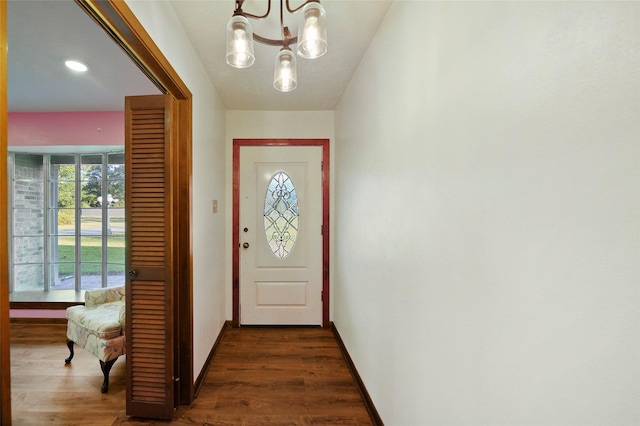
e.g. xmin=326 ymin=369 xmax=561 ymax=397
xmin=13 ymin=154 xmax=45 ymax=291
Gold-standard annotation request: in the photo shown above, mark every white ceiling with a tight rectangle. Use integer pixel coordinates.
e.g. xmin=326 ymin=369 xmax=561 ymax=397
xmin=7 ymin=0 xmax=392 ymax=112
xmin=7 ymin=0 xmax=161 ymax=112
xmin=170 ymin=0 xmax=392 ymax=110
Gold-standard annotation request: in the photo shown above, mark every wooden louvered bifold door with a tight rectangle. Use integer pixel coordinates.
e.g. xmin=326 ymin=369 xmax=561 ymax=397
xmin=125 ymin=95 xmax=174 ymax=420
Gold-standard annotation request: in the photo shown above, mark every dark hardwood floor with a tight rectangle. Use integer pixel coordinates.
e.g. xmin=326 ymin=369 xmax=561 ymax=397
xmin=11 ymin=323 xmax=373 ymax=425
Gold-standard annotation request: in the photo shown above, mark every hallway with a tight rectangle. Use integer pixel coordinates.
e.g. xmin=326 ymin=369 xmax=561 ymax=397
xmin=11 ymin=323 xmax=374 ymax=425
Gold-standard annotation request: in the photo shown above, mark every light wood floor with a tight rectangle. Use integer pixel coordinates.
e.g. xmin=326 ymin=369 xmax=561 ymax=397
xmin=11 ymin=323 xmax=373 ymax=425
xmin=10 ymin=322 xmax=126 ymax=425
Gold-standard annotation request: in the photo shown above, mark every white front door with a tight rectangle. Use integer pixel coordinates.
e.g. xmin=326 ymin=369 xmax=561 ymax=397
xmin=239 ymin=146 xmax=323 ymax=325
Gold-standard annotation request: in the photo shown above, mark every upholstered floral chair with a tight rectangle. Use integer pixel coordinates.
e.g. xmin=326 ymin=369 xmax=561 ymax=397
xmin=65 ymin=286 xmax=126 ymax=393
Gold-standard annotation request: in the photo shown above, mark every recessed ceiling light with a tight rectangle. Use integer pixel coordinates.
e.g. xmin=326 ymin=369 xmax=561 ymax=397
xmin=65 ymin=60 xmax=88 ymax=72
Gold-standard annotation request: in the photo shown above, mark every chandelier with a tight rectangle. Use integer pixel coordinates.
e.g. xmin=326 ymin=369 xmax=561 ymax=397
xmin=225 ymin=0 xmax=328 ymax=92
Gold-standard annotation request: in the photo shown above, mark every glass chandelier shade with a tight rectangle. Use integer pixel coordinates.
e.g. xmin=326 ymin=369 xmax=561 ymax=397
xmin=273 ymin=48 xmax=297 ymax=92
xmin=296 ymin=2 xmax=327 ymax=59
xmin=225 ymin=0 xmax=327 ymax=91
xmin=225 ymin=15 xmax=255 ymax=68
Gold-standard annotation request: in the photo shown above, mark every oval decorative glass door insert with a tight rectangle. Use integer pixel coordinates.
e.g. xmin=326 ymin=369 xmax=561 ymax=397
xmin=264 ymin=171 xmax=299 ymax=259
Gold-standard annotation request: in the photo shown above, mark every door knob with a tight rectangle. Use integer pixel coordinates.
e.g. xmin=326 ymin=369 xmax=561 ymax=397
xmin=242 ymin=242 xmax=250 ymax=249
xmin=128 ymin=270 xmax=137 ymax=277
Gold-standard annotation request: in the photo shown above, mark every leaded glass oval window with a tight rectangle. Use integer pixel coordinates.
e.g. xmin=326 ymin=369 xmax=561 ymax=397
xmin=264 ymin=171 xmax=299 ymax=259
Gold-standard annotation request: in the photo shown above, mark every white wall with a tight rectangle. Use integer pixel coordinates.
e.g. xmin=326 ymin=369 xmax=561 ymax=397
xmin=334 ymin=2 xmax=639 ymax=425
xmin=225 ymin=111 xmax=335 ymax=320
xmin=125 ymin=1 xmax=227 ymax=380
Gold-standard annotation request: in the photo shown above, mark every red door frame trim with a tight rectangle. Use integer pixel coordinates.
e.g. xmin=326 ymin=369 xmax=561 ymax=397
xmin=232 ymin=138 xmax=330 ymax=327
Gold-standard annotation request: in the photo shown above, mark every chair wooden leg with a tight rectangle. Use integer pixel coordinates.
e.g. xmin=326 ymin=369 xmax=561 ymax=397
xmin=64 ymin=340 xmax=74 ymax=364
xmin=100 ymin=358 xmax=117 ymax=393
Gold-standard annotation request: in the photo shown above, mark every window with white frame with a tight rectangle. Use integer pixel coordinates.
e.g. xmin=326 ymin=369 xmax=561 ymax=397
xmin=8 ymin=152 xmax=125 ymax=292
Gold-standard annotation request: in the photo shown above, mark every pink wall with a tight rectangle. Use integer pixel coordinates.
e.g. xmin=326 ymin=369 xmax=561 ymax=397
xmin=10 ymin=309 xmax=66 ymax=319
xmin=8 ymin=111 xmax=124 ymax=147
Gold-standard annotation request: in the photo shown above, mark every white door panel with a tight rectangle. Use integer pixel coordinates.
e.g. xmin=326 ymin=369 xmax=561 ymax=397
xmin=240 ymin=146 xmax=322 ymax=325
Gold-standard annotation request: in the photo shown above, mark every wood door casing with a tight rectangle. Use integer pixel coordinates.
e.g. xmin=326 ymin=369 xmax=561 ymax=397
xmin=125 ymin=94 xmax=174 ymax=420
xmin=173 ymin=97 xmax=193 ymax=405
xmin=233 ymin=139 xmax=331 ymax=328
xmin=79 ymin=0 xmax=195 ymax=408
xmin=0 ymin=2 xmax=11 ymax=424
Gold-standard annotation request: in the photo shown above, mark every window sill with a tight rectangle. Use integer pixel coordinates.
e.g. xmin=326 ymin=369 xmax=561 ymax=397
xmin=10 ymin=290 xmax=86 ymax=310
